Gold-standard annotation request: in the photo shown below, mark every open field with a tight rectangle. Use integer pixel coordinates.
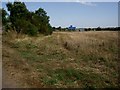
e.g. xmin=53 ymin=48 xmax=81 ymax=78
xmin=2 ymin=31 xmax=119 ymax=88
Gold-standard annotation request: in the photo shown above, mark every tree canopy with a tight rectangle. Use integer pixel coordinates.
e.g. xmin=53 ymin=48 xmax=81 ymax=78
xmin=2 ymin=1 xmax=53 ymax=36
xmin=0 ymin=8 xmax=8 ymax=25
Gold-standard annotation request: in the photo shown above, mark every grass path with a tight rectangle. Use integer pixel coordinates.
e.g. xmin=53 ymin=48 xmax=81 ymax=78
xmin=2 ymin=44 xmax=22 ymax=88
xmin=2 ymin=43 xmax=42 ymax=88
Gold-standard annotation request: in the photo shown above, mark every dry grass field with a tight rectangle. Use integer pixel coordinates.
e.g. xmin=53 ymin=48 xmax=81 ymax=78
xmin=2 ymin=31 xmax=119 ymax=88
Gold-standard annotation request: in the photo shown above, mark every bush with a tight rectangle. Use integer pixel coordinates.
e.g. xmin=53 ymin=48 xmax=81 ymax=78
xmin=27 ymin=23 xmax=38 ymax=36
xmin=4 ymin=24 xmax=12 ymax=32
xmin=46 ymin=24 xmax=53 ymax=35
xmin=15 ymin=19 xmax=38 ymax=36
xmin=39 ymin=24 xmax=52 ymax=35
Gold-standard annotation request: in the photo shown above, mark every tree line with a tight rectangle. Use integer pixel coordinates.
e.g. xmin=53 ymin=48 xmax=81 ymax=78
xmin=52 ymin=26 xmax=119 ymax=32
xmin=84 ymin=27 xmax=119 ymax=31
xmin=1 ymin=1 xmax=53 ymax=36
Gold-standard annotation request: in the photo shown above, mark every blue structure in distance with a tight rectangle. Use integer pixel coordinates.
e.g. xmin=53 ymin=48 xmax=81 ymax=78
xmin=68 ymin=25 xmax=76 ymax=31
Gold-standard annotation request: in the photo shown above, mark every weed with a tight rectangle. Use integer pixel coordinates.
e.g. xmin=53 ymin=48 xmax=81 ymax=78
xmin=11 ymin=42 xmax=20 ymax=48
xmin=25 ymin=43 xmax=38 ymax=49
xmin=51 ymin=68 xmax=85 ymax=82
xmin=42 ymin=77 xmax=58 ymax=85
xmin=99 ymin=57 xmax=106 ymax=62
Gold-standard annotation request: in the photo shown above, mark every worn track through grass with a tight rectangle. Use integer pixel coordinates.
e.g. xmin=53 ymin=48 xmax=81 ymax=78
xmin=2 ymin=31 xmax=119 ymax=88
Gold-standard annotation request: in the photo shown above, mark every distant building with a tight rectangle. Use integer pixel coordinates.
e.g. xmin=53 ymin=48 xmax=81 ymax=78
xmin=68 ymin=25 xmax=76 ymax=31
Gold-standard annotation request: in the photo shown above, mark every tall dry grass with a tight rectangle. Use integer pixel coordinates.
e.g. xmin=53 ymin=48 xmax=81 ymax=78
xmin=3 ymin=31 xmax=119 ymax=88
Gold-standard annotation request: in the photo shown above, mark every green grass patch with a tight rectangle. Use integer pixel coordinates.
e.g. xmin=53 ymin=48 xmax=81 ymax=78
xmin=19 ymin=50 xmax=41 ymax=62
xmin=42 ymin=77 xmax=58 ymax=85
xmin=53 ymin=68 xmax=85 ymax=85
xmin=25 ymin=43 xmax=38 ymax=49
xmin=41 ymin=67 xmax=116 ymax=87
xmin=11 ymin=42 xmax=21 ymax=48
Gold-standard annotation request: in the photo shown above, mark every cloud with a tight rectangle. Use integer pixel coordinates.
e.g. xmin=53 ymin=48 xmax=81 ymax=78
xmin=76 ymin=0 xmax=96 ymax=6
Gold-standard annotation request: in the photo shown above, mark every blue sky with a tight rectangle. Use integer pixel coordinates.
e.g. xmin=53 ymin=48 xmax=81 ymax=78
xmin=2 ymin=2 xmax=118 ymax=28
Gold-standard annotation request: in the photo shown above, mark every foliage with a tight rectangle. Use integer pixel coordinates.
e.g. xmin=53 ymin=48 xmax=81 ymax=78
xmin=14 ymin=19 xmax=38 ymax=36
xmin=26 ymin=23 xmax=38 ymax=36
xmin=96 ymin=27 xmax=101 ymax=31
xmin=1 ymin=8 xmax=8 ymax=25
xmin=6 ymin=2 xmax=28 ymax=24
xmin=4 ymin=1 xmax=53 ymax=36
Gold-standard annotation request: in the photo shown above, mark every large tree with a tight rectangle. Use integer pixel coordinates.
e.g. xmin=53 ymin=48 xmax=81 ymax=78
xmin=6 ymin=2 xmax=28 ymax=32
xmin=35 ymin=8 xmax=52 ymax=35
xmin=6 ymin=1 xmax=52 ymax=35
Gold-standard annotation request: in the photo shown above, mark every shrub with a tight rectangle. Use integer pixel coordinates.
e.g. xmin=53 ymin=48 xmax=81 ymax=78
xmin=15 ymin=19 xmax=38 ymax=36
xmin=27 ymin=23 xmax=38 ymax=36
xmin=4 ymin=23 xmax=12 ymax=32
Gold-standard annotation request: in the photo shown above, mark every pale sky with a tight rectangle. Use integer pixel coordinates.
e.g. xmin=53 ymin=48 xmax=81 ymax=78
xmin=2 ymin=1 xmax=119 ymax=28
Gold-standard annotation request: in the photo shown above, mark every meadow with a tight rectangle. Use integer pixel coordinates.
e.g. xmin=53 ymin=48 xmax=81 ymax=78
xmin=2 ymin=31 xmax=119 ymax=88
